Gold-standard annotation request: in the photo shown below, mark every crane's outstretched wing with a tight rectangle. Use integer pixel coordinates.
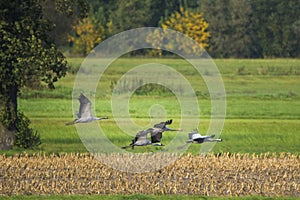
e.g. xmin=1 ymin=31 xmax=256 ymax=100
xmin=134 ymin=130 xmax=149 ymax=144
xmin=122 ymin=130 xmax=150 ymax=149
xmin=187 ymin=128 xmax=217 ymax=143
xmin=151 ymin=119 xmax=173 ymax=143
xmin=78 ymin=93 xmax=92 ymax=119
xmin=149 ymin=128 xmax=163 ymax=143
xmin=188 ymin=129 xmax=213 ymax=140
xmin=153 ymin=119 xmax=172 ymax=129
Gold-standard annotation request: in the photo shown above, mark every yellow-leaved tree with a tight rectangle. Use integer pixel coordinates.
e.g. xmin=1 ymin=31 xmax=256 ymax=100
xmin=69 ymin=16 xmax=104 ymax=56
xmin=147 ymin=7 xmax=210 ymax=56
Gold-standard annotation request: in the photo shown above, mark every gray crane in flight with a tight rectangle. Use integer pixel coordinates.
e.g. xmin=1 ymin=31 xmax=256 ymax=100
xmin=122 ymin=129 xmax=151 ymax=149
xmin=66 ymin=93 xmax=108 ymax=125
xmin=148 ymin=119 xmax=182 ymax=146
xmin=122 ymin=119 xmax=182 ymax=149
xmin=177 ymin=129 xmax=222 ymax=150
xmin=186 ymin=129 xmax=222 ymax=143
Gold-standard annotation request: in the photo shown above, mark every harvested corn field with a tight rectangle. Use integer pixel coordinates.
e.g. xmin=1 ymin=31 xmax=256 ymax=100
xmin=0 ymin=153 xmax=299 ymax=197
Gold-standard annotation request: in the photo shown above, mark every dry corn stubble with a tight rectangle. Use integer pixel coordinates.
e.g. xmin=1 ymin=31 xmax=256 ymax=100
xmin=0 ymin=153 xmax=299 ymax=196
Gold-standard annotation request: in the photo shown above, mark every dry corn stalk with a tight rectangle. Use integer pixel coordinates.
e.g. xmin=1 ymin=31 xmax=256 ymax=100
xmin=0 ymin=152 xmax=299 ymax=197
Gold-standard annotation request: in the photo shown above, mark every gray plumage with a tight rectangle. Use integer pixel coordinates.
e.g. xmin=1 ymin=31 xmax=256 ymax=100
xmin=122 ymin=130 xmax=151 ymax=149
xmin=149 ymin=119 xmax=175 ymax=145
xmin=186 ymin=129 xmax=222 ymax=143
xmin=122 ymin=119 xmax=182 ymax=149
xmin=66 ymin=93 xmax=108 ymax=125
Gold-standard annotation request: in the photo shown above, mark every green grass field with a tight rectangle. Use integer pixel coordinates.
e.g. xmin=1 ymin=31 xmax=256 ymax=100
xmin=9 ymin=58 xmax=299 ymax=155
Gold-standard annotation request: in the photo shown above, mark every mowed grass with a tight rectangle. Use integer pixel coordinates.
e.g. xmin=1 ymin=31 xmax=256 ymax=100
xmin=13 ymin=98 xmax=299 ymax=155
xmin=2 ymin=58 xmax=300 ymax=155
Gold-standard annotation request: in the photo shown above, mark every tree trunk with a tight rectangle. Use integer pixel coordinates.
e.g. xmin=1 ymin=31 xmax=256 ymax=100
xmin=6 ymin=84 xmax=18 ymax=131
xmin=0 ymin=122 xmax=14 ymax=150
xmin=0 ymin=84 xmax=18 ymax=150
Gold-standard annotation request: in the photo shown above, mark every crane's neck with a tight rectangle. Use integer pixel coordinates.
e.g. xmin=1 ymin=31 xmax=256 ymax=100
xmin=164 ymin=127 xmax=182 ymax=131
xmin=94 ymin=116 xmax=108 ymax=120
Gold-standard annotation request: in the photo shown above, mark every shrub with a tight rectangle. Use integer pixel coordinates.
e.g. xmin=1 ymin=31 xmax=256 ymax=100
xmin=0 ymin=111 xmax=41 ymax=149
xmin=14 ymin=112 xmax=41 ymax=149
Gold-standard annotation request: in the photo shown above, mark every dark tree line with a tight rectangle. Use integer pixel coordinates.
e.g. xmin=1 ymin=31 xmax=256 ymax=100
xmin=74 ymin=0 xmax=299 ymax=58
xmin=201 ymin=0 xmax=300 ymax=58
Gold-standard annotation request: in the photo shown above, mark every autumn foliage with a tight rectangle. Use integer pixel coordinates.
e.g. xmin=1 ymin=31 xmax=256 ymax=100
xmin=162 ymin=7 xmax=210 ymax=50
xmin=146 ymin=7 xmax=210 ymax=56
xmin=68 ymin=16 xmax=104 ymax=56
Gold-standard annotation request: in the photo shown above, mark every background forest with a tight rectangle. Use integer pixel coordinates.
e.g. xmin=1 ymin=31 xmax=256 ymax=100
xmin=47 ymin=0 xmax=300 ymax=58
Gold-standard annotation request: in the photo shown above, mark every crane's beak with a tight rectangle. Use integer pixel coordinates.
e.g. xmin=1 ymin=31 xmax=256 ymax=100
xmin=165 ymin=126 xmax=183 ymax=131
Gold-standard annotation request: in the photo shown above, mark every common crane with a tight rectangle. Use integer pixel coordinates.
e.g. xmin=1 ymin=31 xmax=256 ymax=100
xmin=66 ymin=93 xmax=108 ymax=125
xmin=122 ymin=119 xmax=182 ymax=149
xmin=121 ymin=130 xmax=151 ymax=149
xmin=186 ymin=129 xmax=222 ymax=143
xmin=148 ymin=119 xmax=182 ymax=146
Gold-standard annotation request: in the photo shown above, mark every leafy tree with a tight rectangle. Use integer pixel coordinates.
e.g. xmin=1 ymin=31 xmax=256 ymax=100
xmin=161 ymin=6 xmax=210 ymax=49
xmin=199 ymin=0 xmax=231 ymax=58
xmin=200 ymin=0 xmax=257 ymax=58
xmin=88 ymin=0 xmax=201 ymax=32
xmin=72 ymin=0 xmax=155 ymax=56
xmin=108 ymin=0 xmax=153 ymax=35
xmin=88 ymin=0 xmax=118 ymax=37
xmin=201 ymin=0 xmax=300 ymax=58
xmin=41 ymin=0 xmax=86 ymax=47
xmin=0 ymin=0 xmax=88 ymax=149
xmin=147 ymin=6 xmax=209 ymax=56
xmin=252 ymin=0 xmax=300 ymax=57
xmin=226 ymin=0 xmax=259 ymax=58
xmin=68 ymin=0 xmax=124 ymax=56
xmin=68 ymin=15 xmax=104 ymax=56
